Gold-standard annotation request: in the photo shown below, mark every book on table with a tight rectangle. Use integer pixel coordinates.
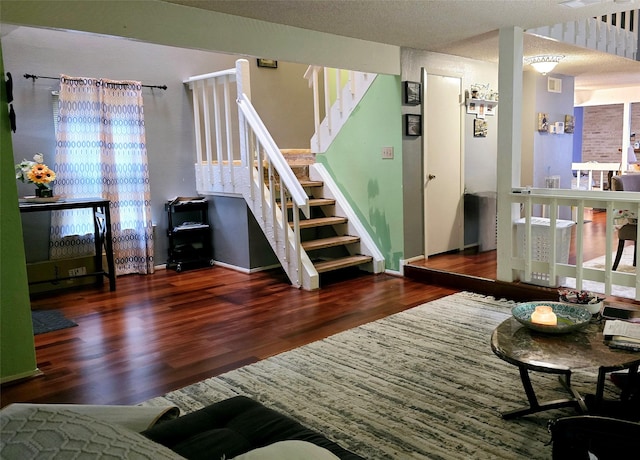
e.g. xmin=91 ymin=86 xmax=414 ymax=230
xmin=603 ymin=320 xmax=640 ymax=351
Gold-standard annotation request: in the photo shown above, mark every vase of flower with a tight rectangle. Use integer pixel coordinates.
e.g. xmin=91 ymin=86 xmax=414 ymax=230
xmin=15 ymin=153 xmax=57 ymax=199
xmin=35 ymin=187 xmax=53 ymax=198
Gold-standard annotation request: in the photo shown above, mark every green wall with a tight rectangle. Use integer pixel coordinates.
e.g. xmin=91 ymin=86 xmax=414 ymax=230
xmin=0 ymin=44 xmax=38 ymax=383
xmin=317 ymin=75 xmax=404 ymax=271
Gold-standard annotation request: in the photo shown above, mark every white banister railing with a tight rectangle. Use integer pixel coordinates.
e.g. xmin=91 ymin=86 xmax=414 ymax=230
xmin=507 ymin=188 xmax=639 ymax=300
xmin=185 ymin=59 xmax=317 ymax=289
xmin=304 ymin=66 xmax=376 ymax=153
xmin=528 ymin=9 xmax=638 ymax=59
xmin=571 ymin=162 xmax=622 ymax=190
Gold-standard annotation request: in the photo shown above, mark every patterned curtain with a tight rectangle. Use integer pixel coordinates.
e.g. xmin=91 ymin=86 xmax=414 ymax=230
xmin=51 ymin=75 xmax=154 ymax=276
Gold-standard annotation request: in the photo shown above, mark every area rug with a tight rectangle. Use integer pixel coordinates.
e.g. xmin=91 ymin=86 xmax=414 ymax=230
xmin=143 ymin=292 xmax=622 ymax=459
xmin=563 ymin=245 xmax=636 ymax=299
xmin=31 ymin=310 xmax=77 ymax=335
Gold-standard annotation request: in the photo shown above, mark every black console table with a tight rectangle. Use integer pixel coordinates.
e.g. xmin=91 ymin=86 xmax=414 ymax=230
xmin=19 ymin=197 xmax=116 ymax=291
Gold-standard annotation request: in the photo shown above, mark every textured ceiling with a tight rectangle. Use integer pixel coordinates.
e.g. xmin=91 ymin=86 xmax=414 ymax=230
xmin=163 ymin=0 xmax=640 ymax=91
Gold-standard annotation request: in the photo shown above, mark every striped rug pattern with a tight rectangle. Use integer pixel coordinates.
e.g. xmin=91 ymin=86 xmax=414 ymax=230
xmin=143 ymin=292 xmax=619 ymax=459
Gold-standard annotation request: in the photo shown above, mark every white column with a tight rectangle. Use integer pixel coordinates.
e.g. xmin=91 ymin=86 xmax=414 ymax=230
xmin=497 ymin=27 xmax=524 ymax=282
xmin=622 ymin=102 xmax=631 ymax=168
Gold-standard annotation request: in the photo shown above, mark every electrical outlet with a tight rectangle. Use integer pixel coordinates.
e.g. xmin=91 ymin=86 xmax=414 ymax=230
xmin=69 ymin=267 xmax=87 ymax=277
xmin=382 ymin=146 xmax=394 ymax=159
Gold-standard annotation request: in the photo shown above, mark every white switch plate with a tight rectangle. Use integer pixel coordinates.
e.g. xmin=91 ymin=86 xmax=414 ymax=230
xmin=382 ymin=146 xmax=394 ymax=159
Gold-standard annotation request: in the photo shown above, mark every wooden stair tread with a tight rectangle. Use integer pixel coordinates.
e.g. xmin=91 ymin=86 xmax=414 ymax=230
xmin=286 ymin=198 xmax=335 ymax=208
xmin=299 ymin=180 xmax=323 ymax=188
xmin=295 ymin=216 xmax=347 ymax=229
xmin=314 ymin=255 xmax=373 ymax=274
xmin=302 ymin=235 xmax=360 ymax=251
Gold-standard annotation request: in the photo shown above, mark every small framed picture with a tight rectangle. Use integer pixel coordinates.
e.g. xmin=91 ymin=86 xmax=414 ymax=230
xmin=467 ymin=101 xmax=478 ymax=115
xmin=538 ymin=113 xmax=548 ymax=132
xmin=405 ymin=114 xmax=422 ymax=136
xmin=257 ymin=58 xmax=278 ymax=69
xmin=404 ymin=81 xmax=421 ymax=105
xmin=474 ymin=119 xmax=487 ymax=138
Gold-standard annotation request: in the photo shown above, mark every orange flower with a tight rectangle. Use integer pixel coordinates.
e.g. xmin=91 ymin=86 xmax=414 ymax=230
xmin=27 ymin=163 xmax=56 ymax=185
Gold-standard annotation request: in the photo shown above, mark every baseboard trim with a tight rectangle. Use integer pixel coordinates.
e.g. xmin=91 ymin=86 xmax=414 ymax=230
xmin=213 ymin=261 xmax=282 ymax=274
xmin=403 ymin=265 xmax=558 ymax=303
xmin=1 ymin=368 xmax=43 ymax=386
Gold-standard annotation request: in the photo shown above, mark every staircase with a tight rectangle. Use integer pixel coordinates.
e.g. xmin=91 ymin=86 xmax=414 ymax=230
xmin=184 ymin=59 xmax=384 ymax=290
xmin=280 ymin=149 xmax=374 ymax=277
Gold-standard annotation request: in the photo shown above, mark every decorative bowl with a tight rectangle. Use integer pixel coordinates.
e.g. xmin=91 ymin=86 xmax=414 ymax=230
xmin=511 ymin=301 xmax=592 ymax=334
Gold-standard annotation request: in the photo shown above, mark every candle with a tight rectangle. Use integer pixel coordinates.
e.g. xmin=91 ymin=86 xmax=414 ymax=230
xmin=530 ymin=305 xmax=557 ymax=326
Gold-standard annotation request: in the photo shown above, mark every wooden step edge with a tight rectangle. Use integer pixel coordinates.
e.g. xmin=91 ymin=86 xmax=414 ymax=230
xmin=302 ymin=235 xmax=360 ymax=251
xmin=285 ymin=198 xmax=335 ymax=208
xmin=295 ymin=217 xmax=347 ymax=229
xmin=314 ymin=255 xmax=373 ymax=274
xmin=299 ymin=180 xmax=323 ymax=188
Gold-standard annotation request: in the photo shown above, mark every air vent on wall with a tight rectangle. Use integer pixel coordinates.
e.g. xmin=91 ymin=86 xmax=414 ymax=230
xmin=547 ymin=77 xmax=562 ymax=93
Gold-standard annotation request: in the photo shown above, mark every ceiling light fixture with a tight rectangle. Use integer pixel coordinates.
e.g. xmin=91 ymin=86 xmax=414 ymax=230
xmin=525 ymin=55 xmax=564 ymax=75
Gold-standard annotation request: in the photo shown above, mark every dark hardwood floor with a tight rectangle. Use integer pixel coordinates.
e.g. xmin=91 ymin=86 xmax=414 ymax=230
xmin=1 ymin=267 xmax=457 ymax=408
xmin=2 ymin=208 xmax=636 ymax=409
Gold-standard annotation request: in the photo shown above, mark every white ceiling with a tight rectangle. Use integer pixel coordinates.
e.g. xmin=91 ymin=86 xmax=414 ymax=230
xmin=164 ymin=0 xmax=640 ymax=91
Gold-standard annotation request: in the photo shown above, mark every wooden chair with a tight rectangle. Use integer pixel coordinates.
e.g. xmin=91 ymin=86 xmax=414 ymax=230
xmin=611 ymin=175 xmax=638 ymax=271
xmin=612 ymin=224 xmax=637 ymax=270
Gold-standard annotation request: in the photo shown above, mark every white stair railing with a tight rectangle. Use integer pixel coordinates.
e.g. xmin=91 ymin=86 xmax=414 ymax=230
xmin=185 ymin=59 xmax=318 ymax=290
xmin=304 ymin=66 xmax=376 ymax=153
xmin=528 ymin=9 xmax=638 ymax=59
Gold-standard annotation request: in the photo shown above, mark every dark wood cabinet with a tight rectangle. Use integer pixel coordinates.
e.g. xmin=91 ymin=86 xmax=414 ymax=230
xmin=165 ymin=199 xmax=213 ymax=272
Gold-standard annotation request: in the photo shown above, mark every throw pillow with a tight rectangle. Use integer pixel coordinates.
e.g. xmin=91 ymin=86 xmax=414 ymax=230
xmin=231 ymin=440 xmax=340 ymax=460
xmin=0 ymin=405 xmax=185 ymax=459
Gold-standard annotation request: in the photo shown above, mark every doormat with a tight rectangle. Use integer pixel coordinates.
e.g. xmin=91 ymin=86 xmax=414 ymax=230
xmin=32 ymin=310 xmax=78 ymax=335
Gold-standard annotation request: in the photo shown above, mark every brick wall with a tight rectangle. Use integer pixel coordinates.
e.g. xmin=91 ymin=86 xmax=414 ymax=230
xmin=582 ymin=103 xmax=640 ymax=162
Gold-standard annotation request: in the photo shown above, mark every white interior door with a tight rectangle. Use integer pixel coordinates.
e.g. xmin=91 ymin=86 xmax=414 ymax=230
xmin=424 ymin=71 xmax=463 ymax=256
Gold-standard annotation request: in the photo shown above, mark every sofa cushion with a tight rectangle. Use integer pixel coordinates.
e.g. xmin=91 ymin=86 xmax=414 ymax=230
xmin=0 ymin=405 xmax=185 ymax=459
xmin=142 ymin=396 xmax=364 ymax=460
xmin=231 ymin=440 xmax=340 ymax=460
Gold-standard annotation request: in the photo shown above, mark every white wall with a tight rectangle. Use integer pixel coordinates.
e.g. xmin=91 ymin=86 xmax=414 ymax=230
xmin=401 ymin=48 xmax=499 ymax=258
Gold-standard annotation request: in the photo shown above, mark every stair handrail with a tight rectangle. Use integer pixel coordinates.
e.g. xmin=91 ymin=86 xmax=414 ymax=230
xmin=236 ymin=93 xmax=310 ymax=217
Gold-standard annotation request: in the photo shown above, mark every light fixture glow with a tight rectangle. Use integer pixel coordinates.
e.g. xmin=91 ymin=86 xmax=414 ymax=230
xmin=525 ymin=55 xmax=564 ymax=75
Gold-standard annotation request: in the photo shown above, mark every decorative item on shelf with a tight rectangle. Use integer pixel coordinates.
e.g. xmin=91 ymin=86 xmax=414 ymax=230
xmin=525 ymin=55 xmax=564 ymax=75
xmin=15 ymin=153 xmax=56 ymax=198
xmin=564 ymin=115 xmax=574 ymax=133
xmin=466 ymin=84 xmax=497 ymax=119
xmin=537 ymin=113 xmax=549 ymax=132
xmin=558 ymin=289 xmax=605 ymax=315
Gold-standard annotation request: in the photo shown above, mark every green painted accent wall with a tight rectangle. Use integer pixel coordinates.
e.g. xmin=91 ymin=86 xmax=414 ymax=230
xmin=0 ymin=43 xmax=38 ymax=382
xmin=317 ymin=75 xmax=404 ymax=270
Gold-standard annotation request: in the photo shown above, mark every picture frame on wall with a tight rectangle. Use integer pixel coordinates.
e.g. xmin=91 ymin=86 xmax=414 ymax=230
xmin=257 ymin=58 xmax=278 ymax=69
xmin=474 ymin=119 xmax=488 ymax=138
xmin=404 ymin=81 xmax=421 ymax=105
xmin=405 ymin=114 xmax=422 ymax=136
xmin=538 ymin=112 xmax=549 ymax=132
xmin=564 ymin=115 xmax=574 ymax=133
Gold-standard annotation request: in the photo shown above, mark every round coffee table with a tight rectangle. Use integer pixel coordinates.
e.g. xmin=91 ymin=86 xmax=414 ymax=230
xmin=491 ymin=316 xmax=640 ymax=419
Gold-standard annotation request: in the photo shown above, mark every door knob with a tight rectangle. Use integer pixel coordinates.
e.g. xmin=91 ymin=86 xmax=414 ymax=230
xmin=428 ymin=174 xmax=436 ymax=180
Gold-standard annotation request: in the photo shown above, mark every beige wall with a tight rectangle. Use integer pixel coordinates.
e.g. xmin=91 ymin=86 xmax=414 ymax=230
xmin=582 ymin=103 xmax=640 ymax=162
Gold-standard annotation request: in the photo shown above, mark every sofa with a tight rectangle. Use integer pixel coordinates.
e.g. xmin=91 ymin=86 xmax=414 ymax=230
xmin=0 ymin=396 xmax=364 ymax=459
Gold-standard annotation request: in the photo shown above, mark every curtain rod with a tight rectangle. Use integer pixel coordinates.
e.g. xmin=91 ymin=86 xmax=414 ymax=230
xmin=23 ymin=74 xmax=167 ymax=90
